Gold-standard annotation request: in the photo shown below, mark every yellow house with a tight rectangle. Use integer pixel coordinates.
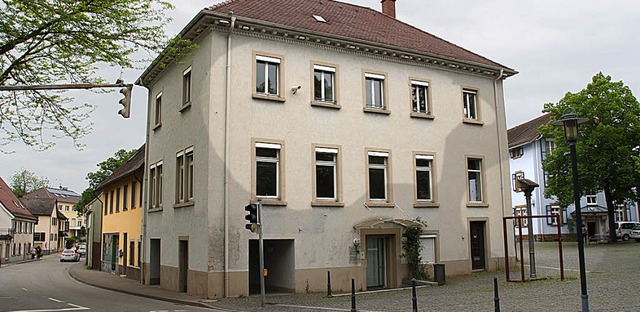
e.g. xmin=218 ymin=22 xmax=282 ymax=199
xmin=95 ymin=145 xmax=144 ymax=280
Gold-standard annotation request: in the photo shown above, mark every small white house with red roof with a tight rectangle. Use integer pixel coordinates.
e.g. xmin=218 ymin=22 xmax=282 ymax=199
xmin=0 ymin=177 xmax=37 ymax=263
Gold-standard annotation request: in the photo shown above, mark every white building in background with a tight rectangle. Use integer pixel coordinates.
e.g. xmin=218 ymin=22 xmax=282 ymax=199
xmin=0 ymin=177 xmax=37 ymax=263
xmin=138 ymin=0 xmax=517 ymax=298
xmin=508 ymin=113 xmax=639 ymax=241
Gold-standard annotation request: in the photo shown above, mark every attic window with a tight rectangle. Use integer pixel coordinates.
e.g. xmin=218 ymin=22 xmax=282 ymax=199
xmin=313 ymin=15 xmax=327 ymax=23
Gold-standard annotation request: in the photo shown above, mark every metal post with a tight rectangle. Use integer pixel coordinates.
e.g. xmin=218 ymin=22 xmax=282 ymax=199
xmin=351 ymin=277 xmax=356 ymax=312
xmin=327 ymin=271 xmax=332 ymax=297
xmin=556 ymin=214 xmax=564 ymax=281
xmin=494 ymin=276 xmax=500 ymax=312
xmin=570 ymin=142 xmax=589 ymax=311
xmin=258 ymin=201 xmax=266 ymax=308
xmin=524 ymin=189 xmax=537 ymax=278
xmin=412 ymin=278 xmax=418 ymax=312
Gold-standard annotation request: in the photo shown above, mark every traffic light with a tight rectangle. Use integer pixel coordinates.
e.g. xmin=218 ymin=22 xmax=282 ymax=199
xmin=118 ymin=84 xmax=132 ymax=118
xmin=245 ymin=204 xmax=258 ymax=232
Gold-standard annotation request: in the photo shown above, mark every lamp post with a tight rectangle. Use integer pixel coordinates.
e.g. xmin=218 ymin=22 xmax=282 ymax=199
xmin=552 ymin=107 xmax=589 ymax=312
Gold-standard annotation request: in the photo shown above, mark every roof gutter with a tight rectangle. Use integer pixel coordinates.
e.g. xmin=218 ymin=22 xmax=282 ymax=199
xmin=223 ymin=12 xmax=236 ymax=298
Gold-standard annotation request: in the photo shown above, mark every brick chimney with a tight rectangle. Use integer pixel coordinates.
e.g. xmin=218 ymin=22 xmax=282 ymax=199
xmin=381 ymin=0 xmax=396 ymax=18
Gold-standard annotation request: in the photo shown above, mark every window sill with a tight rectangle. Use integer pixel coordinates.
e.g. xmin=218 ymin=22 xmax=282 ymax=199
xmin=252 ymin=198 xmax=288 ymax=206
xmin=311 ymin=101 xmax=341 ymax=109
xmin=462 ymin=119 xmax=484 ymax=126
xmin=152 ymin=123 xmax=162 ymax=131
xmin=414 ymin=202 xmax=440 ymax=208
xmin=366 ymin=201 xmax=395 ymax=208
xmin=252 ymin=93 xmax=286 ymax=102
xmin=410 ymin=112 xmax=435 ymax=119
xmin=173 ymin=201 xmax=194 ymax=209
xmin=363 ymin=107 xmax=391 ymax=115
xmin=179 ymin=102 xmax=191 ymax=112
xmin=148 ymin=207 xmax=163 ymax=213
xmin=466 ymin=202 xmax=489 ymax=208
xmin=311 ymin=201 xmax=345 ymax=207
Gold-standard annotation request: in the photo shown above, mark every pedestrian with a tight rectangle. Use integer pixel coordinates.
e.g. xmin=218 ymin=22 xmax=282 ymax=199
xmin=36 ymin=246 xmax=42 ymax=259
xmin=582 ymin=224 xmax=588 ymax=244
xmin=31 ymin=248 xmax=35 ymax=260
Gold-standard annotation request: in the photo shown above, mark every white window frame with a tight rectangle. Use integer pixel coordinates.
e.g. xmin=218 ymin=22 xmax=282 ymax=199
xmin=586 ymin=195 xmax=597 ymax=206
xmin=313 ymin=65 xmax=336 ymax=103
xmin=182 ymin=66 xmax=192 ymax=106
xmin=367 ymin=150 xmax=390 ymax=202
xmin=365 ymin=73 xmax=385 ymax=109
xmin=463 ymin=89 xmax=478 ymax=120
xmin=255 ymin=55 xmax=281 ymax=96
xmin=467 ymin=157 xmax=484 ymax=203
xmin=255 ymin=142 xmax=282 ymax=199
xmin=314 ymin=147 xmax=338 ymax=201
xmin=411 ymin=80 xmax=430 ymax=114
xmin=415 ymin=154 xmax=434 ymax=202
xmin=514 ymin=205 xmax=528 ymax=227
xmin=149 ymin=160 xmax=163 ymax=209
xmin=154 ymin=92 xmax=162 ymax=127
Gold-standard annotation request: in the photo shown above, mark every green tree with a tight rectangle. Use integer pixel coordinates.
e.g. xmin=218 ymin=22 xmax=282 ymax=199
xmin=540 ymin=73 xmax=640 ymax=243
xmin=74 ymin=148 xmax=137 ymax=215
xmin=0 ymin=0 xmax=193 ymax=150
xmin=10 ymin=168 xmax=49 ymax=197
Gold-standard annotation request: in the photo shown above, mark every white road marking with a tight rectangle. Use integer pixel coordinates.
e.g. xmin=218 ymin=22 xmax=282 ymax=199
xmin=275 ymin=304 xmax=383 ymax=312
xmin=22 ymin=288 xmax=28 ymax=291
xmin=48 ymin=298 xmax=63 ymax=303
xmin=10 ymin=305 xmax=90 ymax=312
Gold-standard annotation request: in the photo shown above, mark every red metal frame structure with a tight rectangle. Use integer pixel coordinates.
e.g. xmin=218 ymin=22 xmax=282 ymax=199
xmin=503 ymin=214 xmax=564 ymax=282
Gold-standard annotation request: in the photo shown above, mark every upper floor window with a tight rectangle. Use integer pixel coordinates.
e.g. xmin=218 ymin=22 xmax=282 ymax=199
xmin=615 ymin=204 xmax=625 ymax=221
xmin=254 ymin=54 xmax=283 ymax=99
xmin=65 ymin=205 xmax=70 ymax=212
xmin=586 ymin=195 xmax=597 ymax=206
xmin=182 ymin=66 xmax=192 ymax=107
xmin=253 ymin=140 xmax=285 ymax=204
xmin=510 ymin=147 xmax=524 ymax=159
xmin=313 ymin=64 xmax=336 ymax=104
xmin=463 ymin=89 xmax=478 ymax=120
xmin=467 ymin=157 xmax=484 ymax=203
xmin=176 ymin=146 xmax=194 ymax=205
xmin=123 ymin=185 xmax=129 ymax=211
xmin=415 ymin=154 xmax=434 ymax=203
xmin=149 ymin=161 xmax=163 ymax=210
xmin=109 ymin=191 xmax=114 ymax=214
xmin=364 ymin=72 xmax=387 ymax=111
xmin=546 ymin=205 xmax=566 ymax=226
xmin=367 ymin=150 xmax=392 ymax=205
xmin=115 ymin=188 xmax=121 ymax=213
xmin=411 ymin=80 xmax=431 ymax=116
xmin=154 ymin=92 xmax=162 ymax=128
xmin=313 ymin=146 xmax=342 ymax=205
xmin=131 ymin=181 xmax=137 ymax=209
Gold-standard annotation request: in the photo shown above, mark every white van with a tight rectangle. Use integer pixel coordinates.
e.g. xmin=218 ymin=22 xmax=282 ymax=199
xmin=615 ymin=221 xmax=640 ymax=241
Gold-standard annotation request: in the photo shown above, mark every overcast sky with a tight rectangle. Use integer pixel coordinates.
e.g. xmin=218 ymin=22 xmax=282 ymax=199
xmin=2 ymin=0 xmax=639 ymax=194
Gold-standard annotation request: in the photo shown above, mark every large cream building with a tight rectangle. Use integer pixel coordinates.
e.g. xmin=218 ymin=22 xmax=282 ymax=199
xmin=137 ymin=0 xmax=516 ymax=299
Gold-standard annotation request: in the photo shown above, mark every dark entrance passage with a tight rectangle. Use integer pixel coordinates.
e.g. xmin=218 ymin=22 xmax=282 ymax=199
xmin=470 ymin=221 xmax=486 ymax=270
xmin=149 ymin=239 xmax=161 ymax=285
xmin=179 ymin=239 xmax=188 ymax=293
xmin=248 ymin=239 xmax=295 ymax=294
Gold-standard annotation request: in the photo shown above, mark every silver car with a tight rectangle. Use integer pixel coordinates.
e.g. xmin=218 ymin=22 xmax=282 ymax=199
xmin=60 ymin=249 xmax=80 ymax=262
xmin=629 ymin=225 xmax=640 ymax=242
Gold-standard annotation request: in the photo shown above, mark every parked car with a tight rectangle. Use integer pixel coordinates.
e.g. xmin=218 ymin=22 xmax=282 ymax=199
xmin=629 ymin=225 xmax=640 ymax=242
xmin=60 ymin=249 xmax=80 ymax=262
xmin=76 ymin=245 xmax=87 ymax=257
xmin=615 ymin=221 xmax=640 ymax=241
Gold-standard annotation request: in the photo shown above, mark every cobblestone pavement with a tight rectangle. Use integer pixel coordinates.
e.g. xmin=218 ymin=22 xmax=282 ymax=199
xmin=208 ymin=241 xmax=640 ymax=311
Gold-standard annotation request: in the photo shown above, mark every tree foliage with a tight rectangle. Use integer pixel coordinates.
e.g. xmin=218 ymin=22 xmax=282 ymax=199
xmin=74 ymin=148 xmax=136 ymax=214
xmin=0 ymin=0 xmax=181 ymax=150
xmin=10 ymin=168 xmax=49 ymax=197
xmin=539 ymin=72 xmax=640 ymax=242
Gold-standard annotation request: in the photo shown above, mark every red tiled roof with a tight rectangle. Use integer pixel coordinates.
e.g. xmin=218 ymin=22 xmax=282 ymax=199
xmin=207 ymin=0 xmax=511 ymax=70
xmin=507 ymin=114 xmax=550 ymax=148
xmin=0 ymin=177 xmax=37 ymax=221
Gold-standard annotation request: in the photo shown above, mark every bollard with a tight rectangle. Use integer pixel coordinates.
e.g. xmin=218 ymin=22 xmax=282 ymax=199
xmin=412 ymin=278 xmax=418 ymax=312
xmin=494 ymin=276 xmax=500 ymax=312
xmin=351 ymin=277 xmax=356 ymax=312
xmin=327 ymin=271 xmax=332 ymax=297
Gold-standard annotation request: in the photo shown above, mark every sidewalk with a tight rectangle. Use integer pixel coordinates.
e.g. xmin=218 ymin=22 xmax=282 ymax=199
xmin=67 ymin=262 xmax=229 ymax=311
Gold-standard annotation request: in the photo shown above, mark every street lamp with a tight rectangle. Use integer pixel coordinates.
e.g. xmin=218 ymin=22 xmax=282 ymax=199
xmin=552 ymin=107 xmax=589 ymax=312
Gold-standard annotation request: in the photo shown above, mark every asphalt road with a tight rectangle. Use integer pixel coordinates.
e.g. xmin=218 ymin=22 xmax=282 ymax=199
xmin=0 ymin=254 xmax=213 ymax=312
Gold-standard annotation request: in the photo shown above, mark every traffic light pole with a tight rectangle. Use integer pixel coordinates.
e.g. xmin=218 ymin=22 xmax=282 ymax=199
xmin=258 ymin=200 xmax=266 ymax=308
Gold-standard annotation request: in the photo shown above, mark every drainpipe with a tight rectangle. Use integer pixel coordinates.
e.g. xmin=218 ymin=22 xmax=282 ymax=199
xmin=223 ymin=13 xmax=236 ymax=298
xmin=493 ymin=69 xmax=508 ymax=253
xmin=140 ymin=84 xmax=152 ymax=285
